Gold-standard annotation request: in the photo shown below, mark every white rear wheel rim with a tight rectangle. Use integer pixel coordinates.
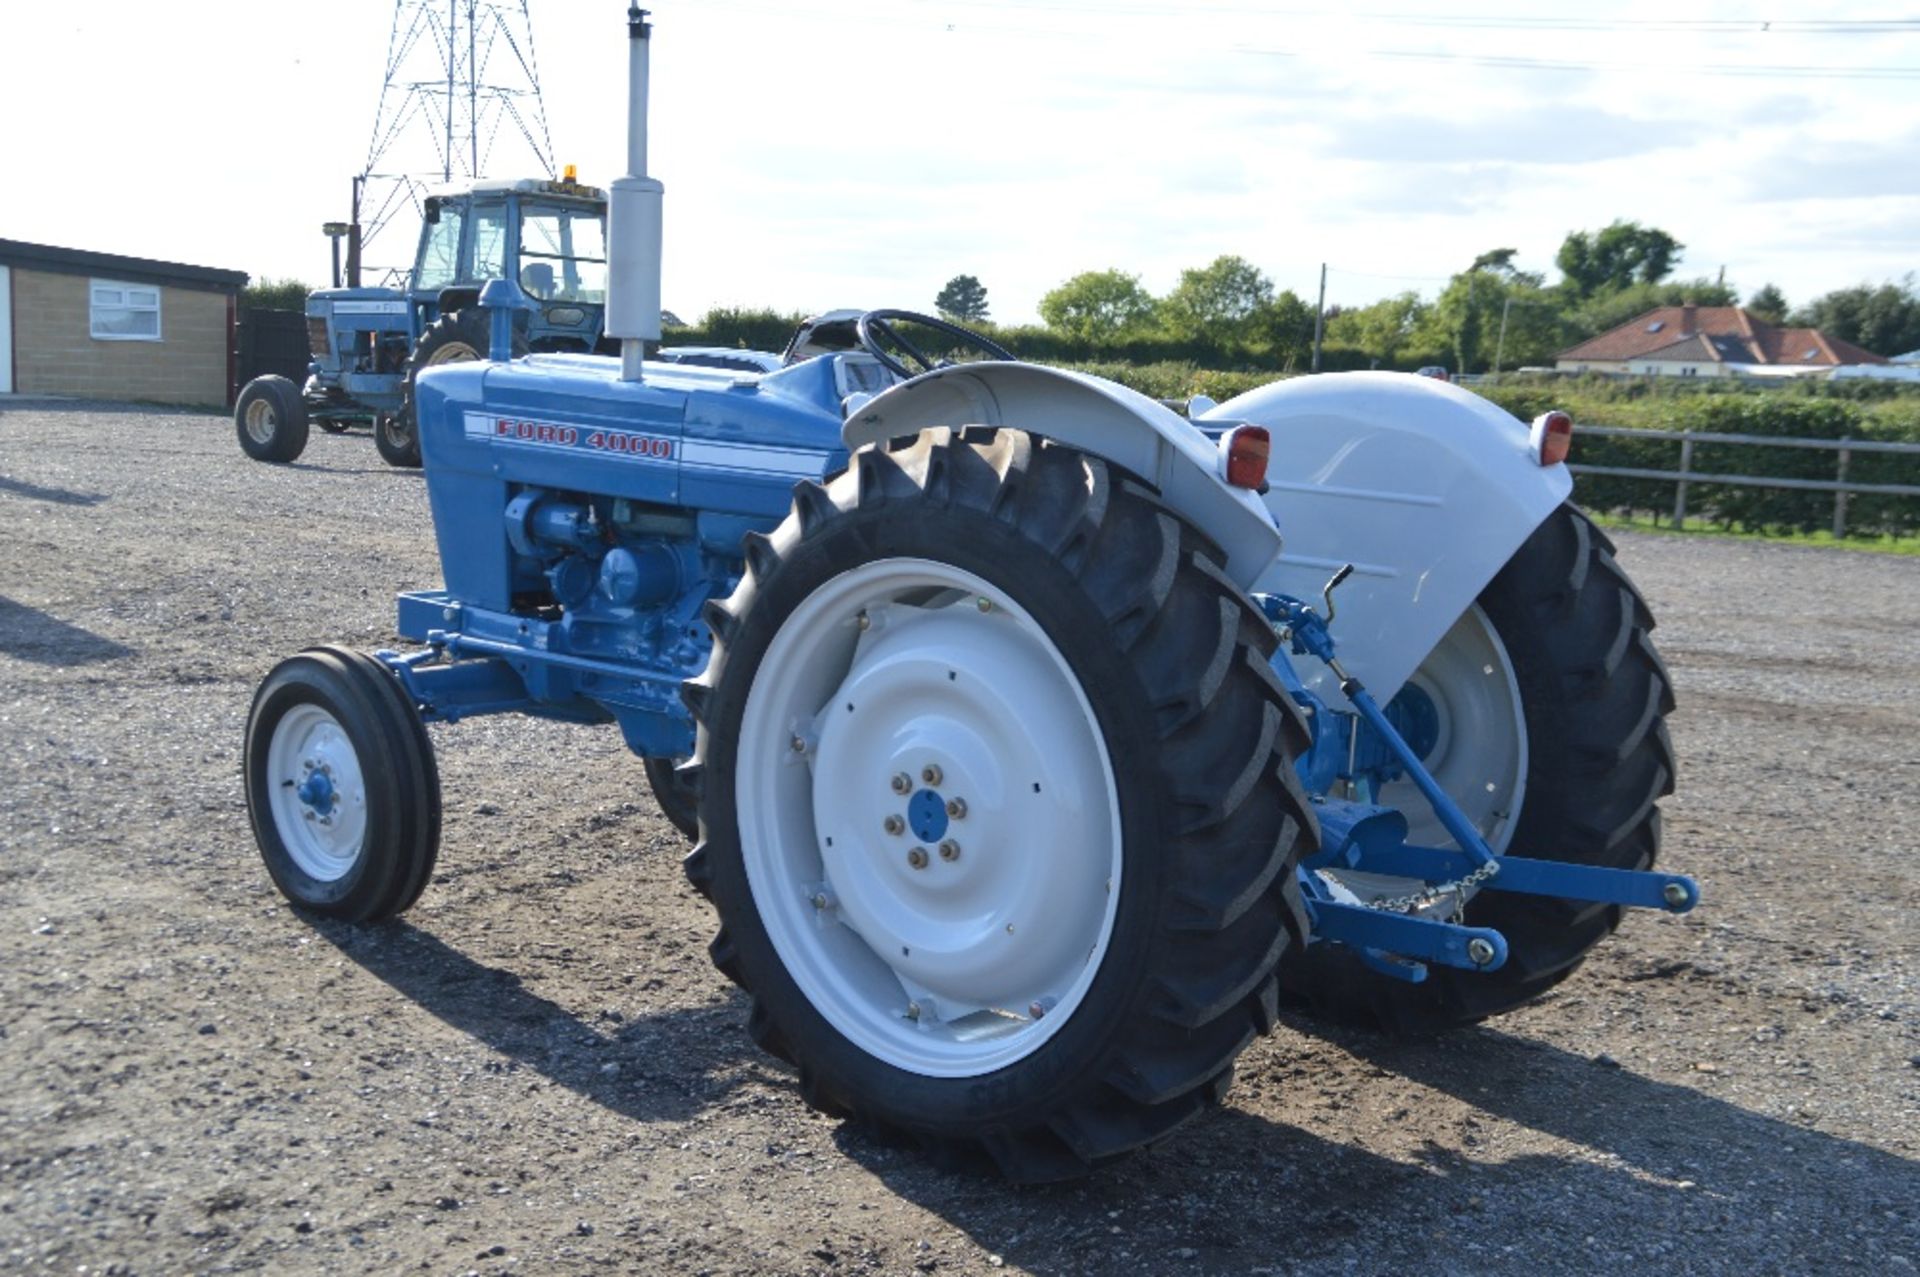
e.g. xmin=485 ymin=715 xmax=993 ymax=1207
xmin=736 ymin=558 xmax=1122 ymax=1078
xmin=1332 ymin=603 xmax=1527 ymax=904
xmin=266 ymin=704 xmax=370 ymax=882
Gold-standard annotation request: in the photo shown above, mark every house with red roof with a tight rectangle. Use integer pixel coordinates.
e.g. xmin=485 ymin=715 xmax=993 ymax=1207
xmin=1556 ymin=304 xmax=1886 ymax=379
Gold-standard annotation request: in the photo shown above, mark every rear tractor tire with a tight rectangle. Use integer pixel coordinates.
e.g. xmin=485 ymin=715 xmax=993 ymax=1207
xmin=234 ymin=375 xmax=310 ymax=464
xmin=390 ymin=309 xmax=528 ymax=469
xmin=244 ymin=646 xmax=442 ymax=922
xmin=1280 ymin=504 xmax=1676 ymax=1033
xmin=684 ymin=428 xmax=1316 ymax=1181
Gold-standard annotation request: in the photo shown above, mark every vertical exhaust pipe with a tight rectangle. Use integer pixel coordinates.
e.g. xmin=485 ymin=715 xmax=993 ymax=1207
xmin=608 ymin=5 xmax=664 ymax=381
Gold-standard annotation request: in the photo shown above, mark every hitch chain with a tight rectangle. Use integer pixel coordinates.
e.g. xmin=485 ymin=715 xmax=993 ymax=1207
xmin=1367 ymin=857 xmax=1502 ymax=917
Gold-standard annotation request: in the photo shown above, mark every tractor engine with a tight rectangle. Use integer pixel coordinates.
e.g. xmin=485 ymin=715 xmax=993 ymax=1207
xmin=398 ymin=350 xmax=850 ymax=759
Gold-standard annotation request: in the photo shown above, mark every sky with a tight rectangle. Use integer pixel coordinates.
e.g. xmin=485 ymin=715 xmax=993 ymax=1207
xmin=2 ymin=1 xmax=1916 ymax=325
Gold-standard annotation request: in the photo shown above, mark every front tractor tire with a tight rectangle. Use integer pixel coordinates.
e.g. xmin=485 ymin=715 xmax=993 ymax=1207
xmin=643 ymin=755 xmax=700 ymax=841
xmin=390 ymin=310 xmax=529 ymax=469
xmin=234 ymin=375 xmax=310 ymax=463
xmin=1281 ymin=504 xmax=1676 ymax=1033
xmin=685 ymin=428 xmax=1316 ymax=1181
xmin=244 ymin=646 xmax=442 ymax=922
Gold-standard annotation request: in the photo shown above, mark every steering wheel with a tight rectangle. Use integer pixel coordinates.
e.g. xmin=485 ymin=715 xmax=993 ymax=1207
xmin=855 ymin=309 xmax=1017 ymax=380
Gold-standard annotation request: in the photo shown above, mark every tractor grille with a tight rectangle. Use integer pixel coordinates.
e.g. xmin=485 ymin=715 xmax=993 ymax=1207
xmin=306 ymin=318 xmax=331 ymax=359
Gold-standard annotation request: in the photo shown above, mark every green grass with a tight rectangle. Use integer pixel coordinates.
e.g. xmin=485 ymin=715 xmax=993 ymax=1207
xmin=1590 ymin=511 xmax=1920 ymax=556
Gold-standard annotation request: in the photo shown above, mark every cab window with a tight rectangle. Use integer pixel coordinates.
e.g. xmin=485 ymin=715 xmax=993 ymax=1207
xmin=470 ymin=205 xmax=510 ymax=282
xmin=414 ymin=204 xmax=466 ymax=292
xmin=520 ymin=208 xmax=607 ymax=301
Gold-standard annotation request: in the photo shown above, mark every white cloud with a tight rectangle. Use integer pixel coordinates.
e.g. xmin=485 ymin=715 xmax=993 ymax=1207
xmin=2 ymin=0 xmax=1915 ymax=324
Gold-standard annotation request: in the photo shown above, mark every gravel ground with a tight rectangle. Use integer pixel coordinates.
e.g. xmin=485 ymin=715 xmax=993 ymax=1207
xmin=1 ymin=402 xmax=1916 ymax=1276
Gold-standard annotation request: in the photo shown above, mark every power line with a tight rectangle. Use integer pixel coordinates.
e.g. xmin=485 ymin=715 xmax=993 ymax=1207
xmin=695 ymin=0 xmax=1920 ymax=82
xmin=1362 ymin=48 xmax=1920 ymax=80
xmin=898 ymin=0 xmax=1920 ymax=36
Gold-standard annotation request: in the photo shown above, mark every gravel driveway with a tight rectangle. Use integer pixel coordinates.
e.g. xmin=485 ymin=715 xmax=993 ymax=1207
xmin=2 ymin=403 xmax=1915 ymax=1275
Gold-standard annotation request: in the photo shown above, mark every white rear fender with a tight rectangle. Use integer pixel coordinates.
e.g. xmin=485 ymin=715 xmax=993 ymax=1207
xmin=843 ymin=364 xmax=1283 ymax=590
xmin=1202 ymin=372 xmax=1572 ymax=704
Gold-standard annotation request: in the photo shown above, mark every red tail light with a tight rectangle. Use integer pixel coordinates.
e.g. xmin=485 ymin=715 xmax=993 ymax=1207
xmin=1225 ymin=425 xmax=1271 ymax=492
xmin=1531 ymin=410 xmax=1573 ymax=466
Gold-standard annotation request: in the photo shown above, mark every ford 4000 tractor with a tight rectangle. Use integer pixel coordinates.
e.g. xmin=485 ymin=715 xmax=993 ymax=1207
xmin=234 ymin=173 xmax=610 ymax=468
xmin=244 ymin=9 xmax=1691 ymax=1181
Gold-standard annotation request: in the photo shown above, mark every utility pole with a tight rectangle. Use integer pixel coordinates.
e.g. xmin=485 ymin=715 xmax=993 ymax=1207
xmin=1493 ymin=295 xmax=1512 ymax=378
xmin=1311 ymin=262 xmax=1327 ymax=373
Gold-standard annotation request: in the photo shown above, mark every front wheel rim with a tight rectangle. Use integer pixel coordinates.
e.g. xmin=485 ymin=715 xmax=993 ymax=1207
xmin=244 ymin=399 xmax=279 ymax=444
xmin=736 ymin=558 xmax=1122 ymax=1078
xmin=265 ymin=703 xmax=370 ymax=881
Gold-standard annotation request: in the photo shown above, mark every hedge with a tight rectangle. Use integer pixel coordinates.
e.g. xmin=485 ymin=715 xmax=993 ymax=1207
xmin=1476 ymin=385 xmax=1920 ymax=537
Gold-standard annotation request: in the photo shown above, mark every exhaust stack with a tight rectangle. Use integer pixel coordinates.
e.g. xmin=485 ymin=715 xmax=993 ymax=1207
xmin=607 ymin=5 xmax=664 ymax=381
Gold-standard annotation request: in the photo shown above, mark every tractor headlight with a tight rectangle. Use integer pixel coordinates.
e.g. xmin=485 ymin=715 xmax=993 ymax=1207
xmin=546 ymin=306 xmax=587 ymax=327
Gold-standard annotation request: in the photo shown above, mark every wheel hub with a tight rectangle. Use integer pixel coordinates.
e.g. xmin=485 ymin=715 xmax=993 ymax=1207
xmin=905 ymin=787 xmax=950 ymax=843
xmin=295 ymin=767 xmax=337 ymax=816
xmin=265 ymin=704 xmax=369 ymax=881
xmin=244 ymin=400 xmax=278 ymax=444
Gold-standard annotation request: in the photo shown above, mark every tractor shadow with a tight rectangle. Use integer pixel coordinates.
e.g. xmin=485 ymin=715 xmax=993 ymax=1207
xmin=0 ymin=596 xmax=134 ymax=666
xmin=834 ymin=1015 xmax=1920 ymax=1275
xmin=283 ymin=461 xmax=418 ymax=477
xmin=318 ymin=918 xmax=762 ymax=1125
xmin=0 ymin=473 xmax=108 ymax=506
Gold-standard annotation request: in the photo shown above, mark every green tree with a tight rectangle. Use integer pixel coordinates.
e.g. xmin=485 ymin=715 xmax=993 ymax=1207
xmin=1747 ymin=283 xmax=1789 ymax=324
xmin=1555 ymin=221 xmax=1684 ymax=299
xmin=1038 ymin=269 xmax=1156 ymax=341
xmin=1424 ymin=251 xmax=1568 ymax=374
xmin=1791 ymin=277 xmax=1920 ymax=355
xmin=934 ymin=274 xmax=990 ymax=323
xmin=1470 ymin=247 xmax=1523 ymax=277
xmin=1326 ymin=291 xmax=1428 ymax=367
xmin=1427 ymin=249 xmax=1542 ymax=374
xmin=1255 ymin=289 xmax=1318 ymax=371
xmin=1162 ymin=255 xmax=1274 ymax=344
xmin=242 ymin=277 xmax=312 ymax=311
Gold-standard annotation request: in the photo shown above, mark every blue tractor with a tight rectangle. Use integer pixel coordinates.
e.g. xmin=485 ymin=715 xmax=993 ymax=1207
xmin=234 ymin=174 xmax=610 ymax=468
xmin=243 ymin=9 xmax=1693 ymax=1180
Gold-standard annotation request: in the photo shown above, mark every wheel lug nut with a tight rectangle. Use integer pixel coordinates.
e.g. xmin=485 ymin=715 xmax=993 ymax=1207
xmin=856 ymin=610 xmax=871 ymax=631
xmin=938 ymin=840 xmax=960 ymax=862
xmin=883 ymin=814 xmax=905 ymax=836
xmin=945 ymin=797 xmax=967 ymax=820
xmin=907 ymin=847 xmax=929 ymax=870
xmin=890 ymin=772 xmax=912 ymax=795
xmin=921 ymin=764 xmax=942 ymax=786
xmin=976 ymin=597 xmax=992 ymax=613
xmin=790 ymin=735 xmax=807 ymax=754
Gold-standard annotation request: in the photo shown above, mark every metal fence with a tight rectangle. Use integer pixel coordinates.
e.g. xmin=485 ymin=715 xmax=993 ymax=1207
xmin=1569 ymin=425 xmax=1920 ymax=537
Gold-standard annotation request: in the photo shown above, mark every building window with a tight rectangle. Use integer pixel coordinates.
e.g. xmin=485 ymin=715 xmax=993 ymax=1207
xmin=91 ymin=280 xmax=162 ymax=341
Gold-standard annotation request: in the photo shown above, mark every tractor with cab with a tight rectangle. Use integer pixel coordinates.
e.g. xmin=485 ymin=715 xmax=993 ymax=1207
xmin=235 ymin=173 xmax=610 ymax=468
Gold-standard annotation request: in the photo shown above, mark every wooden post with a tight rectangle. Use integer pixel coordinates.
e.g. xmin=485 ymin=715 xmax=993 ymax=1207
xmin=1311 ymin=262 xmax=1327 ymax=374
xmin=1833 ymin=441 xmax=1852 ymax=539
xmin=1672 ymin=434 xmax=1694 ymax=528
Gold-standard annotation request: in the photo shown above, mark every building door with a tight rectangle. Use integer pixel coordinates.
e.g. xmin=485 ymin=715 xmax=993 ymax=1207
xmin=0 ymin=265 xmax=12 ymax=393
